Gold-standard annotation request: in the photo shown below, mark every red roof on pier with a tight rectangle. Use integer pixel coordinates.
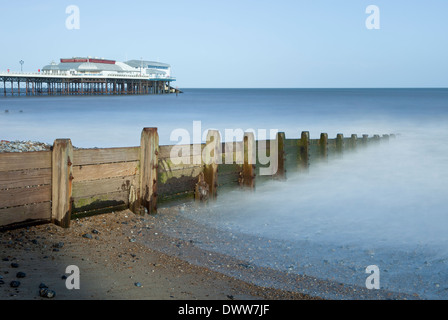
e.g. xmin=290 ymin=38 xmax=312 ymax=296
xmin=60 ymin=58 xmax=116 ymax=64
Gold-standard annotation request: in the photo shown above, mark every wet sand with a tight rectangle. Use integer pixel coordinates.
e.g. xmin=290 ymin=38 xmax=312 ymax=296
xmin=0 ymin=209 xmax=319 ymax=300
xmin=0 ymin=208 xmax=418 ymax=300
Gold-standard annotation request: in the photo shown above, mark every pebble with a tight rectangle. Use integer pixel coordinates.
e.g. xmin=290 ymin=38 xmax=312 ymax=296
xmin=10 ymin=281 xmax=21 ymax=288
xmin=11 ymin=263 xmax=19 ymax=268
xmin=16 ymin=272 xmax=26 ymax=278
xmin=39 ymin=288 xmax=56 ymax=299
xmin=134 ymin=282 xmax=142 ymax=287
xmin=0 ymin=140 xmax=51 ymax=153
xmin=82 ymin=234 xmax=93 ymax=239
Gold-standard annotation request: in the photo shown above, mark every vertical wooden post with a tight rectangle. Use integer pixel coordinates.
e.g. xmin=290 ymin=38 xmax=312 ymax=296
xmin=362 ymin=134 xmax=369 ymax=146
xmin=320 ymin=133 xmax=328 ymax=160
xmin=241 ymin=132 xmax=256 ymax=189
xmin=336 ymin=134 xmax=344 ymax=154
xmin=51 ymin=139 xmax=74 ymax=228
xmin=274 ymin=132 xmax=286 ymax=179
xmin=139 ymin=128 xmax=159 ymax=214
xmin=350 ymin=134 xmax=358 ymax=150
xmin=298 ymin=131 xmax=310 ymax=170
xmin=204 ymin=130 xmax=221 ymax=200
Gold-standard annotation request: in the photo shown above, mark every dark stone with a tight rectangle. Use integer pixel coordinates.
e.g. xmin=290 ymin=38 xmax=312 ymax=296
xmin=39 ymin=283 xmax=48 ymax=289
xmin=61 ymin=275 xmax=68 ymax=280
xmin=134 ymin=282 xmax=142 ymax=287
xmin=10 ymin=281 xmax=21 ymax=288
xmin=39 ymin=288 xmax=56 ymax=299
xmin=0 ymin=280 xmax=5 ymax=285
xmin=16 ymin=272 xmax=26 ymax=278
xmin=92 ymin=229 xmax=100 ymax=234
xmin=53 ymin=242 xmax=64 ymax=248
xmin=11 ymin=263 xmax=19 ymax=268
xmin=82 ymin=234 xmax=93 ymax=239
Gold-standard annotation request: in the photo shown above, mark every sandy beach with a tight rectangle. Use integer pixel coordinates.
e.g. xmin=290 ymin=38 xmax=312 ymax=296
xmin=1 ymin=205 xmax=421 ymax=301
xmin=0 ymin=209 xmax=321 ymax=301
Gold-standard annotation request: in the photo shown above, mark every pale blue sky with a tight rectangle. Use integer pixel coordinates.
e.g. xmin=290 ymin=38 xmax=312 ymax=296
xmin=0 ymin=0 xmax=447 ymax=88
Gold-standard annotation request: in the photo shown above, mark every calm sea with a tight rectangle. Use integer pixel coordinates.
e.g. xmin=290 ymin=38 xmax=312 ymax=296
xmin=1 ymin=89 xmax=448 ymax=299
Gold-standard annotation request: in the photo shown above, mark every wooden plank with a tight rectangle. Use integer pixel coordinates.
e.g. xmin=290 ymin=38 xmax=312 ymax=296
xmin=158 ymin=166 xmax=203 ymax=184
xmin=0 ymin=202 xmax=51 ymax=227
xmin=159 ymin=144 xmax=204 ymax=160
xmin=51 ymin=139 xmax=73 ymax=228
xmin=159 ymin=176 xmax=198 ymax=196
xmin=0 ymin=185 xmax=51 ymax=209
xmin=0 ymin=151 xmax=51 ymax=172
xmin=0 ymin=168 xmax=51 ymax=190
xmin=159 ymin=156 xmax=202 ymax=170
xmin=72 ymin=191 xmax=130 ymax=214
xmin=73 ymin=147 xmax=139 ymax=166
xmin=72 ymin=175 xmax=138 ymax=199
xmin=72 ymin=161 xmax=138 ymax=182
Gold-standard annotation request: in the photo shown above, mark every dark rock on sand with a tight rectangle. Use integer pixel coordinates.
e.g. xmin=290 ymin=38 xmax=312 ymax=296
xmin=39 ymin=288 xmax=56 ymax=299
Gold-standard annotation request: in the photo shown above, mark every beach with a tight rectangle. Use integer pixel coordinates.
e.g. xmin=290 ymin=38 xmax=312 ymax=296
xmin=1 ymin=206 xmax=422 ymax=301
xmin=0 ymin=209 xmax=321 ymax=300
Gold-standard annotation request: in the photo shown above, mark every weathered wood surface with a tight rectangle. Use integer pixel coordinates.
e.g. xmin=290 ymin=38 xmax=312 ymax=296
xmin=72 ymin=175 xmax=139 ymax=199
xmin=72 ymin=191 xmax=130 ymax=215
xmin=159 ymin=144 xmax=204 ymax=160
xmin=139 ymin=128 xmax=159 ymax=214
xmin=203 ymin=130 xmax=220 ymax=200
xmin=73 ymin=147 xmax=139 ymax=166
xmin=241 ymin=132 xmax=256 ymax=189
xmin=0 ymin=168 xmax=51 ymax=189
xmin=0 ymin=202 xmax=51 ymax=227
xmin=0 ymin=151 xmax=51 ymax=172
xmin=320 ymin=133 xmax=329 ymax=160
xmin=72 ymin=161 xmax=139 ymax=182
xmin=0 ymin=185 xmax=51 ymax=209
xmin=298 ymin=131 xmax=310 ymax=169
xmin=51 ymin=139 xmax=73 ymax=228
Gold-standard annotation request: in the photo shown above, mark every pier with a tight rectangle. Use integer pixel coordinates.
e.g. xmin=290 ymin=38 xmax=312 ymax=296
xmin=0 ymin=73 xmax=178 ymax=96
xmin=0 ymin=57 xmax=180 ymax=96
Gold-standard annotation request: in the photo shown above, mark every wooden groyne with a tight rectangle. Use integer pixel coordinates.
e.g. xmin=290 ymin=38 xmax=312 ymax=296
xmin=0 ymin=129 xmax=394 ymax=230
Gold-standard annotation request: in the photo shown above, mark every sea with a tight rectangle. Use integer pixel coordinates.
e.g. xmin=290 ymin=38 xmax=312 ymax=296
xmin=1 ymin=88 xmax=448 ymax=299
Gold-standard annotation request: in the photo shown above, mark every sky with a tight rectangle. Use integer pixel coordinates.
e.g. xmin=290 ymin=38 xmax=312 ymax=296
xmin=0 ymin=0 xmax=447 ymax=88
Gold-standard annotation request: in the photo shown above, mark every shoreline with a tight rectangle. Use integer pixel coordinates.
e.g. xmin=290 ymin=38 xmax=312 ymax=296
xmin=0 ymin=209 xmax=319 ymax=300
xmin=0 ymin=208 xmax=419 ymax=300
